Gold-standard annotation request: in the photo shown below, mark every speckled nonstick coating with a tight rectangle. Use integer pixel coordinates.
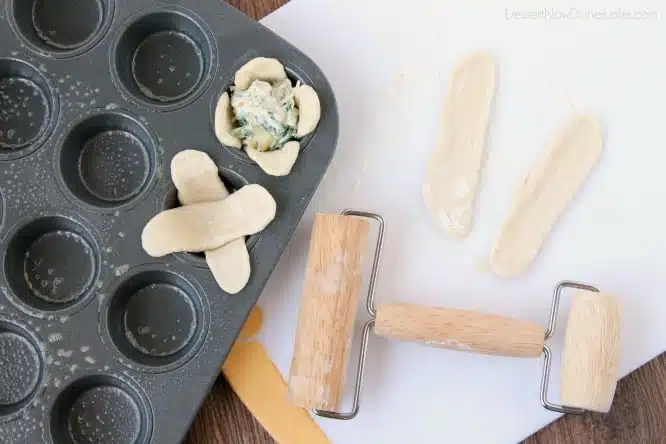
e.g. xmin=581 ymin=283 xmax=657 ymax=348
xmin=0 ymin=1 xmax=338 ymax=442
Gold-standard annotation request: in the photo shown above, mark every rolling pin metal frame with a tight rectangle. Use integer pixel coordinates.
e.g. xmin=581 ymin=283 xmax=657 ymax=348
xmin=311 ymin=210 xmax=599 ymax=420
xmin=540 ymin=281 xmax=599 ymax=414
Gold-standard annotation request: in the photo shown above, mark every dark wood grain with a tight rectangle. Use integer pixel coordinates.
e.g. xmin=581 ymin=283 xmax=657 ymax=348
xmin=187 ymin=1 xmax=666 ymax=443
xmin=186 ymin=377 xmax=273 ymax=444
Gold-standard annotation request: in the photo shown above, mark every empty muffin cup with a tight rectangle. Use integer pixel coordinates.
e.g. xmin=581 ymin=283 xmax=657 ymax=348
xmin=3 ymin=215 xmax=100 ymax=314
xmin=0 ymin=319 xmax=44 ymax=421
xmin=103 ymin=267 xmax=208 ymax=371
xmin=9 ymin=0 xmax=114 ymax=56
xmin=57 ymin=110 xmax=156 ymax=211
xmin=49 ymin=373 xmax=152 ymax=444
xmin=113 ymin=8 xmax=215 ymax=108
xmin=0 ymin=58 xmax=56 ymax=159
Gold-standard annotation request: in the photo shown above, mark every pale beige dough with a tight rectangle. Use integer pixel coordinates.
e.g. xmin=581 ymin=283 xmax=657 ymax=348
xmin=293 ymin=85 xmax=321 ymax=137
xmin=246 ymin=141 xmax=300 ymax=177
xmin=170 ymin=150 xmax=227 ymax=203
xmin=171 ymin=150 xmax=251 ymax=294
xmin=214 ymin=92 xmax=242 ymax=149
xmin=489 ymin=115 xmax=604 ymax=278
xmin=142 ymin=184 xmax=276 ymax=257
xmin=234 ymin=57 xmax=288 ymax=90
xmin=423 ymin=52 xmax=496 ymax=238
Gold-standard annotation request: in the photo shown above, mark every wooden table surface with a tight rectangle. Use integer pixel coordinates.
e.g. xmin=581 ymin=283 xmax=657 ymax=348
xmin=187 ymin=1 xmax=666 ymax=442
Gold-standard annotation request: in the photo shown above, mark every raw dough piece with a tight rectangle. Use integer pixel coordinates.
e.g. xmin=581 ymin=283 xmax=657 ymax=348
xmin=234 ymin=57 xmax=288 ymax=90
xmin=293 ymin=85 xmax=321 ymax=137
xmin=423 ymin=52 xmax=496 ymax=238
xmin=490 ymin=115 xmax=604 ymax=278
xmin=171 ymin=150 xmax=251 ymax=294
xmin=214 ymin=92 xmax=242 ymax=149
xmin=246 ymin=141 xmax=300 ymax=177
xmin=170 ymin=150 xmax=226 ymax=203
xmin=142 ymin=184 xmax=276 ymax=257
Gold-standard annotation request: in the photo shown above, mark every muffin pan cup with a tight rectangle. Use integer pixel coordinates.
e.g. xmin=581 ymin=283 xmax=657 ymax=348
xmin=0 ymin=318 xmax=45 ymax=423
xmin=0 ymin=1 xmax=338 ymax=443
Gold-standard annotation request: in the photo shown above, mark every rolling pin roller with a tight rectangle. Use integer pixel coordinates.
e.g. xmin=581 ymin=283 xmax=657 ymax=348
xmin=288 ymin=211 xmax=622 ymax=419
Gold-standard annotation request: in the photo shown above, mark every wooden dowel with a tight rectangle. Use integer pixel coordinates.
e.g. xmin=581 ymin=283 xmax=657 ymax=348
xmin=288 ymin=214 xmax=370 ymax=411
xmin=375 ymin=303 xmax=546 ymax=358
xmin=561 ymin=290 xmax=622 ymax=413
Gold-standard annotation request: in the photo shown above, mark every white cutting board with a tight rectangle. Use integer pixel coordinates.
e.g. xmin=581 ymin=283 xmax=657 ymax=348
xmin=255 ymin=1 xmax=666 ymax=443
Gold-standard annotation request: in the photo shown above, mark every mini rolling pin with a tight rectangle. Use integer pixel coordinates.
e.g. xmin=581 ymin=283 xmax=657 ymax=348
xmin=288 ymin=210 xmax=623 ymax=419
xmin=288 ymin=213 xmax=370 ymax=412
xmin=374 ymin=290 xmax=621 ymax=413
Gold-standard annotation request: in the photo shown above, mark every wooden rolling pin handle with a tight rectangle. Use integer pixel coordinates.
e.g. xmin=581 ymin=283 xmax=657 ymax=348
xmin=374 ymin=303 xmax=546 ymax=358
xmin=561 ymin=290 xmax=621 ymax=413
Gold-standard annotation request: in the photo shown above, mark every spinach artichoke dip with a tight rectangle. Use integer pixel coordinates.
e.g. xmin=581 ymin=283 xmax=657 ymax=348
xmin=213 ymin=57 xmax=321 ymax=176
xmin=230 ymin=78 xmax=299 ymax=152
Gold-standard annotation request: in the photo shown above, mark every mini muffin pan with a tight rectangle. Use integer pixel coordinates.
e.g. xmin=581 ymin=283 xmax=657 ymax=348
xmin=0 ymin=1 xmax=338 ymax=442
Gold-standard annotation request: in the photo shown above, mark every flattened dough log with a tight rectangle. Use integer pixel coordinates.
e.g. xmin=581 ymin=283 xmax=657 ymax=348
xmin=171 ymin=150 xmax=227 ymax=204
xmin=142 ymin=184 xmax=276 ymax=257
xmin=171 ymin=150 xmax=251 ymax=294
xmin=247 ymin=141 xmax=300 ymax=177
xmin=490 ymin=115 xmax=604 ymax=278
xmin=235 ymin=57 xmax=287 ymax=90
xmin=294 ymin=85 xmax=321 ymax=137
xmin=214 ymin=92 xmax=242 ymax=148
xmin=423 ymin=52 xmax=496 ymax=238
xmin=561 ymin=290 xmax=621 ymax=413
xmin=204 ymin=244 xmax=251 ymax=295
